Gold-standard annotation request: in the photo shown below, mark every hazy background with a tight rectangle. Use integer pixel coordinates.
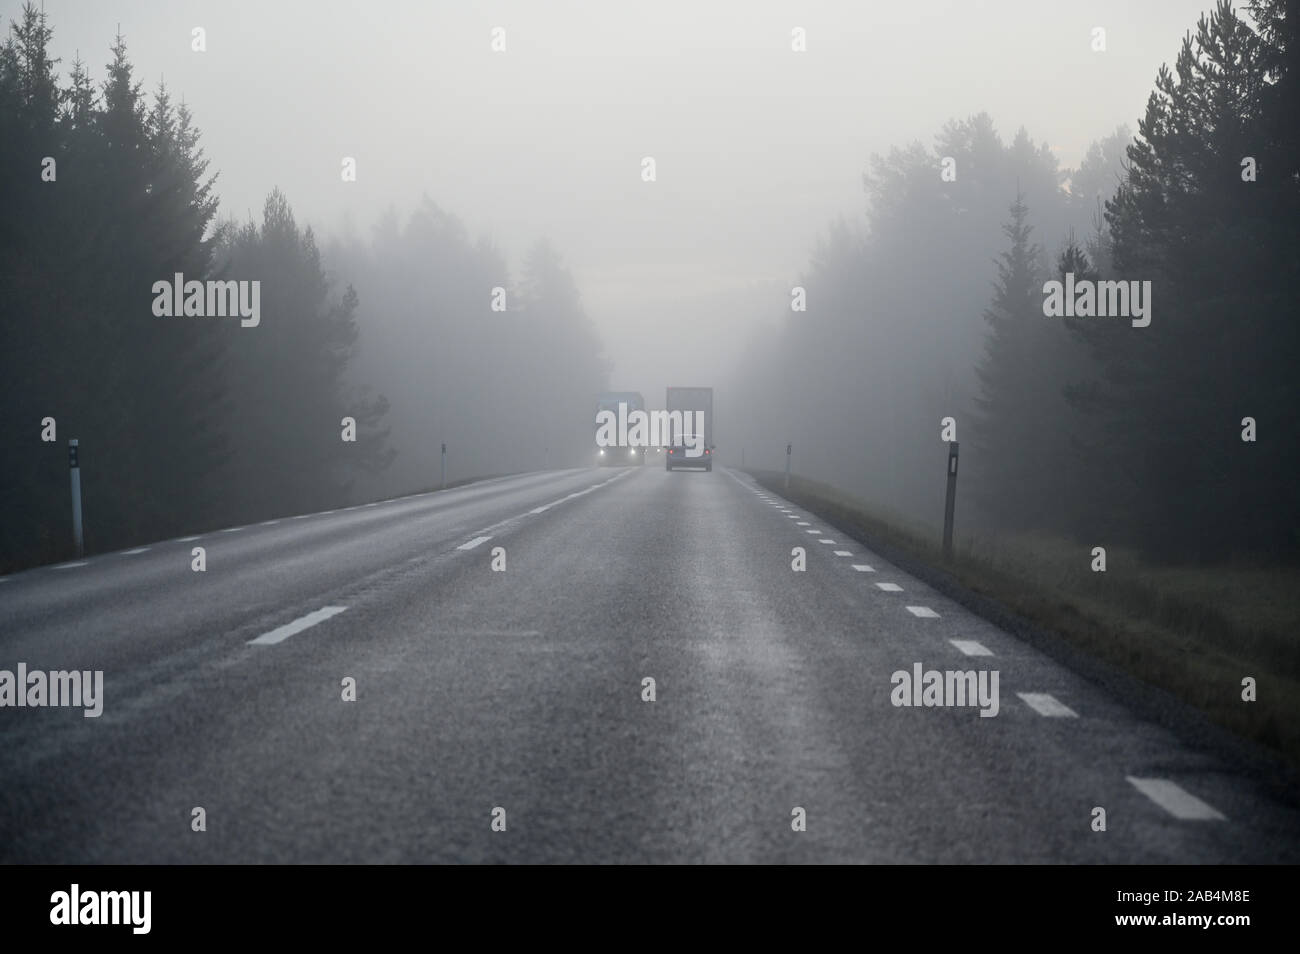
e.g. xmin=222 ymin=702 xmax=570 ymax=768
xmin=21 ymin=0 xmax=1210 ymax=394
xmin=3 ymin=0 xmax=1294 ymax=570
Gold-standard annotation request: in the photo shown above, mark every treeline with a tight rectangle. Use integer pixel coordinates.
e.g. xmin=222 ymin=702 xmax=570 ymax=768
xmin=323 ymin=210 xmax=611 ymax=501
xmin=0 ymin=4 xmax=609 ymax=572
xmin=730 ymin=0 xmax=1298 ymax=562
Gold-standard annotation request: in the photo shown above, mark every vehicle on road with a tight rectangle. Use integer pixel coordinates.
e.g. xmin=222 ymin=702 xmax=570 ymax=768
xmin=666 ymin=433 xmax=712 ymax=471
xmin=664 ymin=386 xmax=713 ymax=472
xmin=595 ymin=391 xmax=646 ymax=467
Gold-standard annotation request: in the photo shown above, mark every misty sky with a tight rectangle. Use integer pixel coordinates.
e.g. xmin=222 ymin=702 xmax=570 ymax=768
xmin=14 ymin=0 xmax=1214 ymax=395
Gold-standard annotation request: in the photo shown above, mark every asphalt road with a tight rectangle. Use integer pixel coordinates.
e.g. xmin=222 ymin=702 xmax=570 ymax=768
xmin=2 ymin=464 xmax=1298 ymax=863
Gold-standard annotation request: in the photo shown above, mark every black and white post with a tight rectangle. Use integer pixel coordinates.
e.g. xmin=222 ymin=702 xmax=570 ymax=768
xmin=785 ymin=442 xmax=792 ymax=490
xmin=440 ymin=442 xmax=447 ymax=490
xmin=943 ymin=441 xmax=959 ymax=560
xmin=69 ymin=439 xmax=84 ymax=558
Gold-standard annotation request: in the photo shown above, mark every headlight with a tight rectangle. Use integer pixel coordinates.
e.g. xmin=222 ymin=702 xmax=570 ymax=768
xmin=629 ymin=448 xmax=637 ymax=456
xmin=598 ymin=449 xmax=605 ymax=456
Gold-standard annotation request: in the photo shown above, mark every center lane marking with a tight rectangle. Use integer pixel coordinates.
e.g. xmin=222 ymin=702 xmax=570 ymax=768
xmin=457 ymin=535 xmax=493 ymax=550
xmin=529 ymin=471 xmax=631 ymax=515
xmin=249 ymin=606 xmax=348 ymax=646
xmin=1127 ymin=777 xmax=1226 ymax=821
xmin=1017 ymin=693 xmax=1078 ymax=717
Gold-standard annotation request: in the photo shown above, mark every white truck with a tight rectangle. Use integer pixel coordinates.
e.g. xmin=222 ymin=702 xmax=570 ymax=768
xmin=664 ymin=386 xmax=714 ymax=472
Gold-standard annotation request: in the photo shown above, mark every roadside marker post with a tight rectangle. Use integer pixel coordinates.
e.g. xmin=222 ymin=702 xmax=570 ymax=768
xmin=943 ymin=441 xmax=959 ymax=560
xmin=69 ymin=439 xmax=84 ymax=558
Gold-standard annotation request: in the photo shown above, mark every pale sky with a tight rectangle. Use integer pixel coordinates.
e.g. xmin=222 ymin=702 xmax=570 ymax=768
xmin=12 ymin=0 xmax=1216 ymax=393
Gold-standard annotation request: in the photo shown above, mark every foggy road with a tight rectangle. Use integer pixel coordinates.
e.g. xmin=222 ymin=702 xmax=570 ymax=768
xmin=1 ymin=467 xmax=1297 ymax=864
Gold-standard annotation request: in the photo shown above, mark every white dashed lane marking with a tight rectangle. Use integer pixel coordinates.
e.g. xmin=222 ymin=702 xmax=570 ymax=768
xmin=220 ymin=527 xmax=243 ymax=533
xmin=53 ymin=562 xmax=88 ymax=570
xmin=121 ymin=547 xmax=150 ymax=556
xmin=1127 ymin=777 xmax=1226 ymax=821
xmin=177 ymin=535 xmax=201 ymax=542
xmin=1017 ymin=693 xmax=1078 ymax=717
xmin=529 ymin=472 xmax=630 ymax=517
xmin=457 ymin=535 xmax=492 ymax=550
xmin=248 ymin=606 xmax=348 ymax=646
xmin=747 ymin=481 xmax=1094 ymax=736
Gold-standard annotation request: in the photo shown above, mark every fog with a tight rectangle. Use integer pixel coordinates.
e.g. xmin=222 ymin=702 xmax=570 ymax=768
xmin=3 ymin=0 xmax=1294 ymax=567
xmin=27 ymin=0 xmax=1206 ymax=386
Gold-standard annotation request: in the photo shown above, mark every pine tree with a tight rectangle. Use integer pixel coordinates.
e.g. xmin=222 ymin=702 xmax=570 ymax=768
xmin=0 ymin=14 xmax=233 ymax=566
xmin=514 ymin=239 xmax=612 ymax=467
xmin=217 ymin=190 xmax=392 ymax=518
xmin=1096 ymin=0 xmax=1297 ymax=558
xmin=970 ymin=192 xmax=1047 ymax=529
xmin=0 ymin=3 xmax=64 ymax=566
